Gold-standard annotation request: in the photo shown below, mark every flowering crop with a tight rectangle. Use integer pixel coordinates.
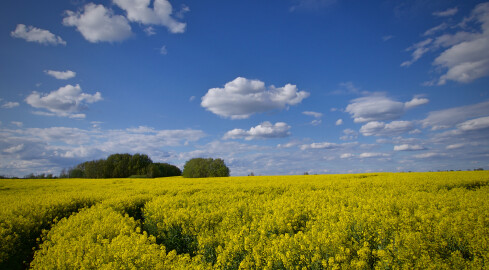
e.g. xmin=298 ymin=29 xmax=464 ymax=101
xmin=0 ymin=172 xmax=488 ymax=269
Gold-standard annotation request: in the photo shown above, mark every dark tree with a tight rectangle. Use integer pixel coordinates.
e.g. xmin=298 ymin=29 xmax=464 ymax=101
xmin=130 ymin=153 xmax=152 ymax=176
xmin=147 ymin=163 xmax=182 ymax=178
xmin=63 ymin=153 xmax=180 ymax=179
xmin=182 ymin=158 xmax=230 ymax=178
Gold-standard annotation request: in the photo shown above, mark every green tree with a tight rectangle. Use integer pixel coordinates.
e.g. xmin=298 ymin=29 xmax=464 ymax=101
xmin=147 ymin=163 xmax=182 ymax=178
xmin=182 ymin=158 xmax=230 ymax=178
xmin=130 ymin=154 xmax=152 ymax=176
xmin=106 ymin=153 xmax=132 ymax=178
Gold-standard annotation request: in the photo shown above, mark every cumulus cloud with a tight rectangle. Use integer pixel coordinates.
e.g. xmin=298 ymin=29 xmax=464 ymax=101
xmin=201 ymin=77 xmax=309 ymax=119
xmin=433 ymin=7 xmax=458 ymax=17
xmin=346 ymin=95 xmax=429 ymax=123
xmin=346 ymin=96 xmax=405 ymax=123
xmin=223 ymin=122 xmax=291 ymax=140
xmin=113 ymin=0 xmax=186 ymax=33
xmin=403 ymin=3 xmax=489 ymax=84
xmin=10 ymin=24 xmax=66 ymax=46
xmin=44 ymin=70 xmax=76 ymax=80
xmin=360 ymin=121 xmax=415 ymax=136
xmin=335 ymin=119 xmax=343 ymax=126
xmin=25 ymin=84 xmax=102 ymax=118
xmin=393 ymin=144 xmax=426 ymax=151
xmin=422 ymin=100 xmax=489 ymax=130
xmin=1 ymin=102 xmax=20 ymax=109
xmin=63 ymin=3 xmax=132 ymax=43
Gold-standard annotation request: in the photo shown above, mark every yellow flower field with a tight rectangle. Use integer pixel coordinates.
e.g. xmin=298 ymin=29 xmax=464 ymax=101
xmin=1 ymin=171 xmax=488 ymax=269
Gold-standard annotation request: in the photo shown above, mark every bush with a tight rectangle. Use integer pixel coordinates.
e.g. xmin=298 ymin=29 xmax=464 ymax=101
xmin=182 ymin=158 xmax=230 ymax=178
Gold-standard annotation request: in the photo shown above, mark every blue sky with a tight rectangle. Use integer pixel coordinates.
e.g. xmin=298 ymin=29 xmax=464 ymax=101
xmin=1 ymin=0 xmax=489 ymax=177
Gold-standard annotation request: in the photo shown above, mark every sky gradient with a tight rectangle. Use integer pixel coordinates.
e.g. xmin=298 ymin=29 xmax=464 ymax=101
xmin=1 ymin=0 xmax=489 ymax=177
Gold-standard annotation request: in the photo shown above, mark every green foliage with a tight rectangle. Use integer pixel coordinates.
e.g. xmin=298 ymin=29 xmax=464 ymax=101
xmin=147 ymin=163 xmax=182 ymax=178
xmin=65 ymin=153 xmax=180 ymax=179
xmin=182 ymin=158 xmax=230 ymax=178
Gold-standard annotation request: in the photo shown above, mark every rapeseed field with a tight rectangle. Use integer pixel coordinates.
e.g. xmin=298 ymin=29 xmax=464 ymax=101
xmin=1 ymin=172 xmax=488 ymax=269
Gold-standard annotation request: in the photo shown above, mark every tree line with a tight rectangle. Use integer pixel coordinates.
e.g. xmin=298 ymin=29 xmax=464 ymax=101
xmin=61 ymin=153 xmax=182 ymax=178
xmin=0 ymin=155 xmax=231 ymax=179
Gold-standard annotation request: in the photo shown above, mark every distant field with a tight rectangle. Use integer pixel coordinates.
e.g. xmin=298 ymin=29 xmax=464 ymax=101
xmin=1 ymin=172 xmax=488 ymax=269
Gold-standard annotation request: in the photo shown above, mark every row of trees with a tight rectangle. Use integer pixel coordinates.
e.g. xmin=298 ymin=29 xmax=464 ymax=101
xmin=61 ymin=153 xmax=182 ymax=179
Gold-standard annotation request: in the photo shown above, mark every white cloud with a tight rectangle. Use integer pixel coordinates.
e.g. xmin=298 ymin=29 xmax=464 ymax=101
xmin=393 ymin=144 xmax=426 ymax=151
xmin=10 ymin=24 xmax=66 ymax=46
xmin=360 ymin=121 xmax=414 ymax=136
xmin=404 ymin=3 xmax=489 ymax=84
xmin=277 ymin=141 xmax=301 ymax=148
xmin=340 ymin=153 xmax=354 ymax=159
xmin=423 ymin=23 xmax=448 ymax=36
xmin=335 ymin=119 xmax=343 ymax=126
xmin=300 ymin=142 xmax=338 ymax=150
xmin=44 ymin=70 xmax=76 ymax=80
xmin=401 ymin=38 xmax=433 ymax=67
xmin=433 ymin=7 xmax=458 ymax=17
xmin=340 ymin=128 xmax=358 ymax=141
xmin=91 ymin=121 xmax=103 ymax=128
xmin=382 ymin=35 xmax=394 ymax=42
xmin=435 ymin=35 xmax=489 ymax=84
xmin=160 ymin=45 xmax=168 ymax=55
xmin=345 ymin=96 xmax=405 ymax=123
xmin=63 ymin=3 xmax=132 ymax=43
xmin=201 ymin=77 xmax=309 ymax=119
xmin=404 ymin=97 xmax=429 ymax=109
xmin=0 ymin=125 xmax=206 ymax=176
xmin=11 ymin=121 xmax=23 ymax=128
xmin=2 ymin=102 xmax=20 ymax=109
xmin=446 ymin=143 xmax=465 ymax=150
xmin=113 ymin=0 xmax=186 ymax=33
xmin=3 ymin=144 xmax=24 ymax=154
xmin=144 ymin=26 xmax=156 ymax=36
xmin=457 ymin=116 xmax=489 ymax=131
xmin=303 ymin=111 xmax=322 ymax=118
xmin=310 ymin=119 xmax=322 ymax=126
xmin=175 ymin=4 xmax=190 ymax=19
xmin=359 ymin=152 xmax=390 ymax=158
xmin=422 ymin=100 xmax=489 ymax=130
xmin=346 ymin=95 xmax=428 ymax=124
xmin=414 ymin=152 xmax=443 ymax=159
xmin=25 ymin=84 xmax=102 ymax=118
xmin=223 ymin=122 xmax=291 ymax=140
